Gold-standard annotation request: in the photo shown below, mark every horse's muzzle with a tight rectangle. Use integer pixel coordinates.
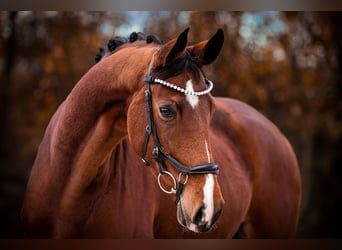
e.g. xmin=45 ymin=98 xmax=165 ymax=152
xmin=177 ymin=199 xmax=223 ymax=233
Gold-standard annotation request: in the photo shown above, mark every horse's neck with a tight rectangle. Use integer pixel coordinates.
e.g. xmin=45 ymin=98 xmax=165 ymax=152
xmin=51 ymin=46 xmax=154 ymax=167
xmin=51 ymin=63 xmax=132 ymax=171
xmin=42 ymin=52 xmax=150 ymax=236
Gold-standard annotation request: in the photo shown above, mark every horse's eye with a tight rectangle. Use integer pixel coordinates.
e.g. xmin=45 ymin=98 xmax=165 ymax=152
xmin=159 ymin=105 xmax=176 ymax=119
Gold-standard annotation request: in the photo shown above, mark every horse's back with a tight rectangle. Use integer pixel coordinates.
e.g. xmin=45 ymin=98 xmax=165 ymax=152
xmin=211 ymin=97 xmax=301 ymax=238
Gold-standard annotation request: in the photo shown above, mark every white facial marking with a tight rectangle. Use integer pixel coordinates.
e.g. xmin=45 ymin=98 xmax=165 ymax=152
xmin=201 ymin=140 xmax=214 ymax=223
xmin=189 ymin=223 xmax=197 ymax=232
xmin=205 ymin=140 xmax=211 ymax=162
xmin=203 ymin=174 xmax=215 ymax=223
xmin=185 ymin=80 xmax=199 ymax=109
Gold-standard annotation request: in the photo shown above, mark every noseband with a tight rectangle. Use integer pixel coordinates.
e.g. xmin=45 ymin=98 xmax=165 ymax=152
xmin=141 ymin=73 xmax=219 ymax=204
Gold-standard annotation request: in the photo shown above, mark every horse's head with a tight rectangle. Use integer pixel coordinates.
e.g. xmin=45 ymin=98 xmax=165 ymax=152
xmin=127 ymin=28 xmax=225 ymax=233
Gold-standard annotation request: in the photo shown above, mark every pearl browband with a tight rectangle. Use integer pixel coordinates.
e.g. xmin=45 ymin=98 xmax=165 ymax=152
xmin=143 ymin=75 xmax=213 ymax=96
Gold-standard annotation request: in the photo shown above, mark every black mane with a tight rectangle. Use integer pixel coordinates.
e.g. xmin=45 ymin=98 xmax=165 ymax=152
xmin=95 ymin=32 xmax=163 ymax=63
xmin=94 ymin=31 xmax=201 ymax=82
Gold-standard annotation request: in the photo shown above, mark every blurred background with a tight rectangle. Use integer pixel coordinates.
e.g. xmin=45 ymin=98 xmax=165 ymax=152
xmin=0 ymin=11 xmax=341 ymax=238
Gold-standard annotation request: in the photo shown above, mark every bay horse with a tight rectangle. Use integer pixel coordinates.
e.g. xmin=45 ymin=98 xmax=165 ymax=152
xmin=21 ymin=28 xmax=301 ymax=238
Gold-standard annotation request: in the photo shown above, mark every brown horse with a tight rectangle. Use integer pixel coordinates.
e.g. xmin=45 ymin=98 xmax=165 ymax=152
xmin=21 ymin=28 xmax=301 ymax=238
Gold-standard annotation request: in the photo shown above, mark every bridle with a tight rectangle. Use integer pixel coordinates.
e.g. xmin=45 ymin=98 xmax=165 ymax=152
xmin=141 ymin=55 xmax=219 ymax=204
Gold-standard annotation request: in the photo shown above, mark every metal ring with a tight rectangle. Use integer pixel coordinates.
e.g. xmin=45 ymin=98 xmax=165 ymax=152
xmin=178 ymin=172 xmax=188 ymax=185
xmin=158 ymin=171 xmax=177 ymax=194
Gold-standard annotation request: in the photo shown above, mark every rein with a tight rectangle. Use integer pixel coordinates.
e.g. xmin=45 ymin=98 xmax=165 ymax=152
xmin=141 ymin=72 xmax=219 ymax=204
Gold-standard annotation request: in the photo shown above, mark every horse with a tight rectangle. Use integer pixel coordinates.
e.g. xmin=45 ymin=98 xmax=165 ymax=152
xmin=21 ymin=28 xmax=301 ymax=238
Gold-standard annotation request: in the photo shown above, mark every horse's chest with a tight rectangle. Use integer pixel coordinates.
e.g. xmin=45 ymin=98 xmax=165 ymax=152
xmin=83 ymin=156 xmax=157 ymax=238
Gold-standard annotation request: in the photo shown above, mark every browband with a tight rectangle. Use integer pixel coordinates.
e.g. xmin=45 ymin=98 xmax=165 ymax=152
xmin=143 ymin=76 xmax=214 ymax=96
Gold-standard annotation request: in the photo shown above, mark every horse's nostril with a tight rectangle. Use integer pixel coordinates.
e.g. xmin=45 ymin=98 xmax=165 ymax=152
xmin=193 ymin=206 xmax=206 ymax=225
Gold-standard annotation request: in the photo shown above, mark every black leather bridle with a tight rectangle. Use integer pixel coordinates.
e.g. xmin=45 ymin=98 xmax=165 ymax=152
xmin=141 ymin=74 xmax=219 ymax=204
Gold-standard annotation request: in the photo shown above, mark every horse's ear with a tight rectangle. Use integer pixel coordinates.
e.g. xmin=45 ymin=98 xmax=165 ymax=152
xmin=188 ymin=29 xmax=224 ymax=66
xmin=154 ymin=27 xmax=189 ymax=67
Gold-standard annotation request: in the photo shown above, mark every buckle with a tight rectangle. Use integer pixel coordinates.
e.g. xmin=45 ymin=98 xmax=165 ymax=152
xmin=152 ymin=146 xmax=160 ymax=161
xmin=144 ymin=75 xmax=155 ymax=83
